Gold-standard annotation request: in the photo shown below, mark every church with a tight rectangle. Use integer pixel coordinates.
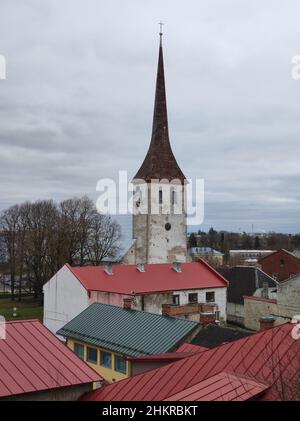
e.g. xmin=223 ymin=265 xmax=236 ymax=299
xmin=124 ymin=31 xmax=187 ymax=265
xmin=43 ymin=33 xmax=228 ymax=337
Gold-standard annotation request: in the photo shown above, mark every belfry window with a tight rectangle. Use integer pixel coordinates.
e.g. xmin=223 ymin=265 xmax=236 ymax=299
xmin=171 ymin=189 xmax=176 ymax=205
xmin=159 ymin=189 xmax=163 ymax=204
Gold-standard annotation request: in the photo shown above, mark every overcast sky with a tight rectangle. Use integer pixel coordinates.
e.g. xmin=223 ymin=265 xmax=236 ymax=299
xmin=0 ymin=0 xmax=300 ymax=240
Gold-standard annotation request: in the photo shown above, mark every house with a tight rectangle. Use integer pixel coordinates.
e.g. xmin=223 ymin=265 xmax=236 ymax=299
xmin=57 ymin=302 xmax=199 ymax=383
xmin=43 ymin=260 xmax=228 ymax=336
xmin=188 ymin=247 xmax=224 ymax=267
xmin=244 ymin=272 xmax=300 ymax=330
xmin=229 ymin=250 xmax=274 ymax=266
xmin=0 ymin=320 xmax=101 ymax=401
xmin=258 ymin=249 xmax=300 ymax=282
xmin=222 ymin=266 xmax=277 ymax=326
xmin=81 ymin=321 xmax=300 ymax=401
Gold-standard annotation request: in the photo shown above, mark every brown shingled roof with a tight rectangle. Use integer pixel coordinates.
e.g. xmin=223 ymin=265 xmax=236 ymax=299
xmin=134 ymin=36 xmax=186 ymax=183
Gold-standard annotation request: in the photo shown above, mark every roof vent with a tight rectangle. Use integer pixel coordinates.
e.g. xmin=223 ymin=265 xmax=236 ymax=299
xmin=136 ymin=263 xmax=145 ymax=272
xmin=172 ymin=262 xmax=181 ymax=273
xmin=104 ymin=264 xmax=113 ymax=275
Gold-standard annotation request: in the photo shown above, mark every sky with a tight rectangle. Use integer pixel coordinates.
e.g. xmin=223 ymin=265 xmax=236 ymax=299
xmin=0 ymin=0 xmax=300 ymax=244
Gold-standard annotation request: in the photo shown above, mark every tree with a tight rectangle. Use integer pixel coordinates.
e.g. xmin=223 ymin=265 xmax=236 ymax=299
xmin=0 ymin=197 xmax=122 ymax=300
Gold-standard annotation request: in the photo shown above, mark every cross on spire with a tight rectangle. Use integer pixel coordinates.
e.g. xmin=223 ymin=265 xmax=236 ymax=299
xmin=159 ymin=21 xmax=164 ymax=37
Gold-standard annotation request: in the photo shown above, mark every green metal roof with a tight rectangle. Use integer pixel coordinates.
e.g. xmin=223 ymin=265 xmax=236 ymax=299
xmin=57 ymin=303 xmax=198 ymax=357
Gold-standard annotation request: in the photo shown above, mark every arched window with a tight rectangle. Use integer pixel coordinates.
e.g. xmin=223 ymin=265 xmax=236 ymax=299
xmin=159 ymin=189 xmax=163 ymax=204
xmin=171 ymin=189 xmax=176 ymax=205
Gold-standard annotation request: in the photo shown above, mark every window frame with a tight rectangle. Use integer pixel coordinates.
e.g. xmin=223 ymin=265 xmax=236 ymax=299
xmin=74 ymin=342 xmax=84 ymax=360
xmin=86 ymin=346 xmax=98 ymax=364
xmin=206 ymin=291 xmax=215 ymax=303
xmin=100 ymin=350 xmax=112 ymax=368
xmin=114 ymin=354 xmax=127 ymax=374
xmin=188 ymin=293 xmax=198 ymax=304
xmin=173 ymin=294 xmax=180 ymax=306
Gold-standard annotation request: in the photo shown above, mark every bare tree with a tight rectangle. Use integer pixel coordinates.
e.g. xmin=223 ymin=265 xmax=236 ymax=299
xmin=0 ymin=197 xmax=122 ymax=300
xmin=87 ymin=214 xmax=121 ymax=265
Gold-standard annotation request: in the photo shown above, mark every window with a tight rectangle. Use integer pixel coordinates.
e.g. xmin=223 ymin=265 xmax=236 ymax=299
xmin=215 ymin=310 xmax=220 ymax=321
xmin=171 ymin=189 xmax=176 ymax=205
xmin=74 ymin=343 xmax=84 ymax=360
xmin=100 ymin=351 xmax=112 ymax=368
xmin=206 ymin=291 xmax=215 ymax=303
xmin=87 ymin=347 xmax=98 ymax=364
xmin=159 ymin=189 xmax=163 ymax=204
xmin=280 ymin=259 xmax=285 ymax=267
xmin=173 ymin=295 xmax=180 ymax=306
xmin=188 ymin=293 xmax=198 ymax=304
xmin=115 ymin=355 xmax=127 ymax=374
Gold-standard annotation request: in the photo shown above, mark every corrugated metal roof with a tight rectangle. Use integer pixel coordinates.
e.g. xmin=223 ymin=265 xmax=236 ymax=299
xmin=0 ymin=320 xmax=101 ymax=398
xmin=163 ymin=372 xmax=269 ymax=401
xmin=65 ymin=260 xmax=228 ymax=295
xmin=57 ymin=303 xmax=198 ymax=357
xmin=81 ymin=322 xmax=300 ymax=401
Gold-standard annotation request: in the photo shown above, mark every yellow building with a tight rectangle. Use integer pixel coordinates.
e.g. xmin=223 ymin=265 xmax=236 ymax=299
xmin=57 ymin=302 xmax=198 ymax=384
xmin=67 ymin=338 xmax=130 ymax=383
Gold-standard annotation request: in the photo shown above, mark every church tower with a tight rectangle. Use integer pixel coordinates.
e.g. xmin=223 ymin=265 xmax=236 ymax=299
xmin=131 ymin=31 xmax=187 ymax=264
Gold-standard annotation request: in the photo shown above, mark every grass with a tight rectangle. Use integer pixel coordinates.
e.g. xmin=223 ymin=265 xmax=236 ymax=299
xmin=0 ymin=295 xmax=43 ymax=322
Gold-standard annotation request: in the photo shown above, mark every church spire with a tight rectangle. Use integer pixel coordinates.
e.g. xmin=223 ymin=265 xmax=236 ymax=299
xmin=134 ymin=30 xmax=186 ymax=183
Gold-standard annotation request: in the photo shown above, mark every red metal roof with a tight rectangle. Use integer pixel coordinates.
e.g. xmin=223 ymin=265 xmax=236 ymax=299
xmin=82 ymin=322 xmax=300 ymax=401
xmin=67 ymin=260 xmax=228 ymax=295
xmin=176 ymin=343 xmax=208 ymax=353
xmin=0 ymin=320 xmax=102 ymax=398
xmin=163 ymin=372 xmax=269 ymax=401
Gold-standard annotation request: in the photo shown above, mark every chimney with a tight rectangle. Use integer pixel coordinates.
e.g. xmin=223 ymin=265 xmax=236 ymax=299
xmin=259 ymin=316 xmax=275 ymax=331
xmin=104 ymin=264 xmax=113 ymax=275
xmin=261 ymin=282 xmax=269 ymax=299
xmin=200 ymin=312 xmax=215 ymax=327
xmin=123 ymin=297 xmax=133 ymax=310
xmin=136 ymin=263 xmax=145 ymax=272
xmin=172 ymin=262 xmax=181 ymax=273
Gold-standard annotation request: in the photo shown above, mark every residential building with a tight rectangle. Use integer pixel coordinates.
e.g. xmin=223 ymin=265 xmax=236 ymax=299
xmin=0 ymin=320 xmax=101 ymax=401
xmin=229 ymin=250 xmax=274 ymax=266
xmin=244 ymin=272 xmax=300 ymax=330
xmin=222 ymin=266 xmax=277 ymax=326
xmin=124 ymin=32 xmax=187 ymax=265
xmin=43 ymin=260 xmax=228 ymax=335
xmin=57 ymin=302 xmax=199 ymax=383
xmin=188 ymin=247 xmax=224 ymax=267
xmin=81 ymin=322 xmax=300 ymax=401
xmin=258 ymin=249 xmax=300 ymax=282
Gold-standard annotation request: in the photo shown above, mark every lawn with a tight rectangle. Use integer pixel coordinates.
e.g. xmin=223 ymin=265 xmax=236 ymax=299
xmin=0 ymin=296 xmax=43 ymax=321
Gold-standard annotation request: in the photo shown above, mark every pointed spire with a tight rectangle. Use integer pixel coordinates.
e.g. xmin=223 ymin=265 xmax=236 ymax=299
xmin=134 ymin=31 xmax=186 ymax=183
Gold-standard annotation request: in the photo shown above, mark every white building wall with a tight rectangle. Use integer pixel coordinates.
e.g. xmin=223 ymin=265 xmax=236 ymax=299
xmin=227 ymin=302 xmax=245 ymax=325
xmin=43 ymin=265 xmax=89 ymax=336
xmin=176 ymin=288 xmax=227 ymax=321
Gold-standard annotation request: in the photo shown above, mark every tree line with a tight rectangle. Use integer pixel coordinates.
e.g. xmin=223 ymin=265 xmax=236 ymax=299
xmin=188 ymin=227 xmax=300 ymax=257
xmin=0 ymin=197 xmax=121 ymax=301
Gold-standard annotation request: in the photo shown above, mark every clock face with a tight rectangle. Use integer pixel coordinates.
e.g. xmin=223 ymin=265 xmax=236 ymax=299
xmin=165 ymin=222 xmax=171 ymax=231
